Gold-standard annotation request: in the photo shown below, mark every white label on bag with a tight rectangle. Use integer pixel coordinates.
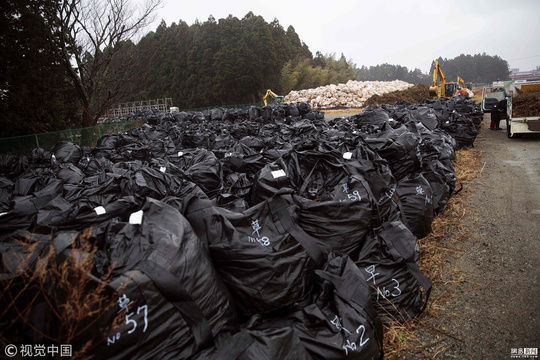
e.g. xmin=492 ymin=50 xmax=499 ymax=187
xmin=271 ymin=169 xmax=286 ymax=179
xmin=94 ymin=206 xmax=106 ymax=215
xmin=343 ymin=152 xmax=353 ymax=160
xmin=129 ymin=210 xmax=144 ymax=225
xmin=159 ymin=166 xmax=166 ymax=173
xmin=0 ymin=212 xmax=7 ymax=217
xmin=178 ymin=151 xmax=184 ymax=156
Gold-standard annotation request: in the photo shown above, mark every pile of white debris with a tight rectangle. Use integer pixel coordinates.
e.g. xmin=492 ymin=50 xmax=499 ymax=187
xmin=284 ymin=80 xmax=414 ymax=109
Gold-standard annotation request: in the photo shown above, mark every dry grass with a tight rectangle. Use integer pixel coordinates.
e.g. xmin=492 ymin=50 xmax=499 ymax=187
xmin=322 ymin=107 xmax=365 ymax=114
xmin=383 ymin=146 xmax=484 ymax=359
xmin=0 ymin=229 xmax=122 ymax=359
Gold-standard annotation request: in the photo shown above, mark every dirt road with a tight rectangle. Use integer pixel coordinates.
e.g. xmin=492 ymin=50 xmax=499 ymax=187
xmin=408 ymin=114 xmax=540 ymax=359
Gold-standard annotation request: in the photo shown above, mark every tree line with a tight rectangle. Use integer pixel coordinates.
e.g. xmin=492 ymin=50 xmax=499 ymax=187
xmin=1 ymin=0 xmax=511 ymax=137
xmin=355 ymin=54 xmax=510 ymax=85
xmin=430 ymin=54 xmax=510 ymax=84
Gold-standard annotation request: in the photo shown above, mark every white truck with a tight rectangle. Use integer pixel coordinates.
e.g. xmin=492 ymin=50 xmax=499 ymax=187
xmin=506 ymin=81 xmax=540 ymax=138
xmin=481 ymin=85 xmax=507 ymax=113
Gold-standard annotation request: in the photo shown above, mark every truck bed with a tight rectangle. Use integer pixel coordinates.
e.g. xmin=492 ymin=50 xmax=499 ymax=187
xmin=511 ymin=88 xmax=540 ymax=117
xmin=507 ymin=85 xmax=540 ymax=137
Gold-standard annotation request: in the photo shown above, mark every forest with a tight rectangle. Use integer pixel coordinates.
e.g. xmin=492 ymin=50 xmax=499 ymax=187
xmin=1 ymin=0 xmax=511 ymax=137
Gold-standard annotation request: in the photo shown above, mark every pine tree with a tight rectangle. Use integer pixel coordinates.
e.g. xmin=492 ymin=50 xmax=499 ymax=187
xmin=0 ymin=0 xmax=78 ymax=137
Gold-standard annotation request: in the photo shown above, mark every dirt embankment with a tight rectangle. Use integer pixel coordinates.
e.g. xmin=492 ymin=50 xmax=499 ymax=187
xmin=363 ymin=84 xmax=430 ymax=106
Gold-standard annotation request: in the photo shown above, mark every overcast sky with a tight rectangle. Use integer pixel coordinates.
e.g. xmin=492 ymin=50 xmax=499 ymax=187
xmin=145 ymin=0 xmax=540 ymax=74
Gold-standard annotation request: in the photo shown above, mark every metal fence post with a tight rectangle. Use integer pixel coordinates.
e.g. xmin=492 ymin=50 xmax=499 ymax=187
xmin=35 ymin=134 xmax=40 ymax=148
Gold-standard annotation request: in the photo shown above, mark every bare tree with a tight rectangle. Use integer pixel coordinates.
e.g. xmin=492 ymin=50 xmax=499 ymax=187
xmin=46 ymin=0 xmax=163 ymax=127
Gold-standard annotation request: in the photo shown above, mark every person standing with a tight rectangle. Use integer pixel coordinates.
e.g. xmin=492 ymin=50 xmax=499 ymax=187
xmin=490 ymin=98 xmax=507 ymax=130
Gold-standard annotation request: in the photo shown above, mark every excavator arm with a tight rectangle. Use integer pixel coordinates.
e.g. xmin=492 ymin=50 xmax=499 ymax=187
xmin=429 ymin=60 xmax=446 ymax=98
xmin=456 ymin=76 xmax=470 ymax=96
xmin=457 ymin=76 xmax=465 ymax=89
xmin=262 ymin=89 xmax=285 ymax=106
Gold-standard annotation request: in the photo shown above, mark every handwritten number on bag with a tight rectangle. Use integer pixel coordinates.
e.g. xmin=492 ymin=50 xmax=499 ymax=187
xmin=343 ymin=324 xmax=370 ymax=355
xmin=137 ymin=305 xmax=149 ymax=332
xmin=376 ymin=279 xmax=402 ymax=301
xmin=109 ymin=297 xmax=150 ymax=346
xmin=125 ymin=306 xmax=149 ymax=334
xmin=125 ymin=312 xmax=137 ymax=334
xmin=356 ymin=325 xmax=369 ymax=347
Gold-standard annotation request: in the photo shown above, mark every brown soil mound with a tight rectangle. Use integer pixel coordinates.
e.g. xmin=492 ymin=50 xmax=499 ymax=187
xmin=364 ymin=83 xmax=430 ymax=106
xmin=512 ymin=89 xmax=540 ymax=117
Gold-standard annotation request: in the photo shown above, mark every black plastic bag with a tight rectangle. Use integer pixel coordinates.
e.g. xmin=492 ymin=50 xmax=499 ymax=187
xmin=351 ymin=107 xmax=391 ymax=132
xmin=221 ymin=152 xmax=267 ymax=175
xmin=0 ymin=178 xmax=64 ymax=233
xmin=61 ymin=198 xmax=239 ymax=359
xmin=290 ymin=177 xmax=374 ymax=258
xmin=290 ymin=252 xmax=384 ymax=359
xmin=21 ymin=148 xmax=53 ymax=170
xmin=52 ymin=141 xmax=84 ymax=165
xmin=361 ymin=124 xmax=421 ymax=182
xmin=36 ymin=195 xmax=139 ymax=230
xmin=395 ymin=172 xmax=434 ymax=239
xmin=77 ymin=155 xmax=114 ymax=176
xmin=251 ymin=146 xmax=357 ymax=204
xmin=211 ymin=108 xmax=225 ymax=121
xmin=117 ymin=162 xmax=186 ymax=200
xmin=0 ymin=230 xmax=52 ymax=344
xmin=440 ymin=112 xmax=479 ymax=148
xmin=168 ymin=148 xmax=223 ymax=198
xmin=421 ymin=159 xmax=456 ymax=214
xmin=0 ymin=153 xmax=23 ymax=179
xmin=345 ymin=140 xmax=397 ymax=224
xmin=356 ymin=221 xmax=432 ymax=322
xmin=0 ymin=176 xmax=14 ymax=212
xmin=409 ymin=106 xmax=439 ymax=130
xmin=219 ymin=172 xmax=253 ymax=205
xmin=191 ymin=320 xmax=312 ymax=360
xmin=183 ymin=192 xmax=330 ymax=316
xmin=248 ymin=106 xmax=260 ymax=120
xmin=55 ymin=163 xmax=86 ymax=184
xmin=249 ymin=162 xmax=294 ymax=205
xmin=212 ymin=129 xmax=234 ymax=150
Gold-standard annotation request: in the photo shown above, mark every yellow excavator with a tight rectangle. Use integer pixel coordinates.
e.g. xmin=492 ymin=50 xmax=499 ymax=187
xmin=429 ymin=60 xmax=456 ymax=99
xmin=456 ymin=76 xmax=469 ymax=97
xmin=262 ymin=89 xmax=286 ymax=106
xmin=429 ymin=60 xmax=446 ymax=98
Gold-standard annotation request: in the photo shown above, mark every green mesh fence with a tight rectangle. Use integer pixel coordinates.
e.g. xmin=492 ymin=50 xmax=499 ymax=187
xmin=179 ymin=101 xmax=264 ymax=112
xmin=0 ymin=119 xmax=144 ymax=155
xmin=0 ymin=100 xmax=273 ymax=155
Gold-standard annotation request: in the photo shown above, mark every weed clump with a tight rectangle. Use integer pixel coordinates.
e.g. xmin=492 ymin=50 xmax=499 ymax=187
xmin=0 ymin=229 xmax=121 ymax=359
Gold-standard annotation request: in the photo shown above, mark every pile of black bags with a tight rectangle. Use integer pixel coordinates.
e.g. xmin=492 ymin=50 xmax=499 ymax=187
xmin=0 ymin=96 xmax=482 ymax=359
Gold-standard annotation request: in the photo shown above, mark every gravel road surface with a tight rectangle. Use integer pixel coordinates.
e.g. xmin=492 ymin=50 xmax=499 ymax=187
xmin=408 ymin=114 xmax=540 ymax=359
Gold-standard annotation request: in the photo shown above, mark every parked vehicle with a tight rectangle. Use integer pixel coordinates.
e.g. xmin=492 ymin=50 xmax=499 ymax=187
xmin=506 ymin=82 xmax=540 ymax=138
xmin=482 ymin=85 xmax=507 ymax=113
